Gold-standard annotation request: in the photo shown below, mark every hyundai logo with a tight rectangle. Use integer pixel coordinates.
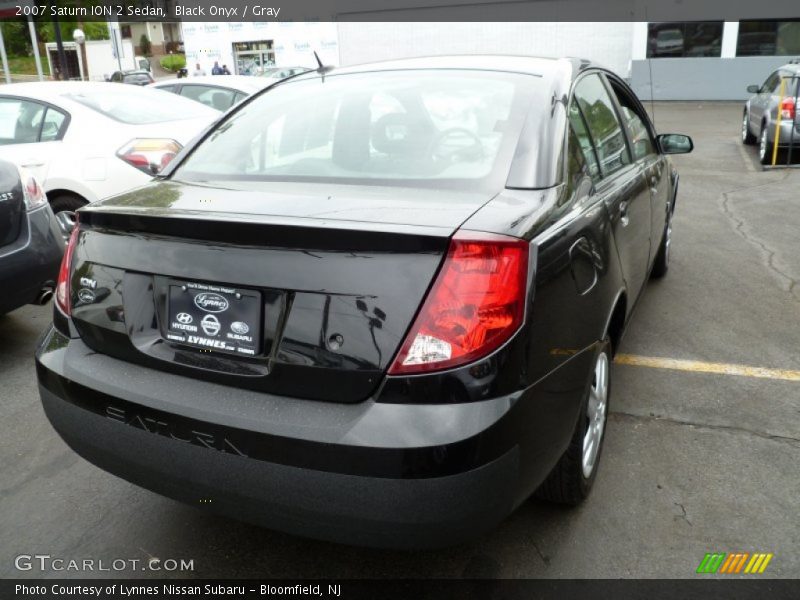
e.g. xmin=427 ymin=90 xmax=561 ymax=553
xmin=193 ymin=292 xmax=229 ymax=313
xmin=176 ymin=312 xmax=193 ymax=324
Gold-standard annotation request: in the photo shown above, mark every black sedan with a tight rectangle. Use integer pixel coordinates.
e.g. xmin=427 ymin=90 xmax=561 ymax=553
xmin=0 ymin=160 xmax=64 ymax=316
xmin=36 ymin=56 xmax=692 ymax=548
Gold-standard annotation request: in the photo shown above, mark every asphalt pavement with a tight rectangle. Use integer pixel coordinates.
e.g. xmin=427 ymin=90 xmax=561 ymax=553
xmin=1 ymin=102 xmax=798 ymax=579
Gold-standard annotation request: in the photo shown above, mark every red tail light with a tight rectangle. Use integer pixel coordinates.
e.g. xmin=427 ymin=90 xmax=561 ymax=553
xmin=56 ymin=225 xmax=80 ymax=316
xmin=388 ymin=231 xmax=529 ymax=375
xmin=780 ymin=97 xmax=796 ymax=120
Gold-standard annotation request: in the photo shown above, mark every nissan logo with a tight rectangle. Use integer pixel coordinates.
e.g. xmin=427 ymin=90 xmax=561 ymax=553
xmin=193 ymin=292 xmax=229 ymax=313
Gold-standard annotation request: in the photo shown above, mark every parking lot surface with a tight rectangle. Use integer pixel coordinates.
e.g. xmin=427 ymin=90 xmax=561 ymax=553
xmin=1 ymin=102 xmax=798 ymax=579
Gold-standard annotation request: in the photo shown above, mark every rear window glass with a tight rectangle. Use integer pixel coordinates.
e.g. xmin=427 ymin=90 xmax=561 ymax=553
xmin=124 ymin=73 xmax=153 ymax=85
xmin=65 ymin=88 xmax=212 ymax=124
xmin=173 ymin=70 xmax=537 ymax=190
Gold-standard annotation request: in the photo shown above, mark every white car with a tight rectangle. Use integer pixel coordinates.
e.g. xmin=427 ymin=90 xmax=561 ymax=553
xmin=0 ymin=82 xmax=218 ymax=217
xmin=149 ymin=75 xmax=274 ymax=112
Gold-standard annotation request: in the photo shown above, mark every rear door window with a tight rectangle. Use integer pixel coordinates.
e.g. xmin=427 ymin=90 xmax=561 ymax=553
xmin=39 ymin=107 xmax=67 ymax=141
xmin=0 ymin=98 xmax=45 ymax=144
xmin=572 ymin=74 xmax=632 ymax=177
xmin=567 ymin=102 xmax=601 ymax=181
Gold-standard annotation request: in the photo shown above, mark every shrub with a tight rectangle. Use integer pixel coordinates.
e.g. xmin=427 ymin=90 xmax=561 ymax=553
xmin=139 ymin=34 xmax=151 ymax=57
xmin=160 ymin=54 xmax=186 ymax=72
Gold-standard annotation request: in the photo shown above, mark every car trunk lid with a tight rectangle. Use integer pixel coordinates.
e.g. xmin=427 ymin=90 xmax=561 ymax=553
xmin=67 ymin=180 xmax=495 ymax=403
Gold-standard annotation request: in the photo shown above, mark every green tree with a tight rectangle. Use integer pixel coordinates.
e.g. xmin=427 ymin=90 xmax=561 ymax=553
xmin=0 ymin=18 xmax=33 ymax=56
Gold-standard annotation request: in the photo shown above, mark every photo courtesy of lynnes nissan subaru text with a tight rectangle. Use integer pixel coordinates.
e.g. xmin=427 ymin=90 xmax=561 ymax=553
xmin=35 ymin=56 xmax=692 ymax=548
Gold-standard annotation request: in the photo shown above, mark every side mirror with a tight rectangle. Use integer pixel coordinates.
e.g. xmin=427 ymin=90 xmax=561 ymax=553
xmin=658 ymin=133 xmax=694 ymax=155
xmin=747 ymin=84 xmax=760 ymax=94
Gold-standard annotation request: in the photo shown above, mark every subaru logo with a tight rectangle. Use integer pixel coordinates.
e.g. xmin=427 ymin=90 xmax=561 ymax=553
xmin=176 ymin=312 xmax=193 ymax=324
xmin=201 ymin=314 xmax=221 ymax=336
xmin=230 ymin=321 xmax=249 ymax=335
xmin=193 ymin=292 xmax=229 ymax=313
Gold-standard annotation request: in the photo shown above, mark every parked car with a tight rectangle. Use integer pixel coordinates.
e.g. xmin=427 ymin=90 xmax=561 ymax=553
xmin=107 ymin=69 xmax=154 ymax=86
xmin=0 ymin=160 xmax=64 ymax=316
xmin=258 ymin=66 xmax=311 ymax=80
xmin=0 ymin=82 xmax=217 ymax=219
xmin=653 ymin=28 xmax=684 ymax=56
xmin=150 ymin=75 xmax=272 ymax=111
xmin=36 ymin=56 xmax=692 ymax=548
xmin=742 ymin=59 xmax=800 ymax=164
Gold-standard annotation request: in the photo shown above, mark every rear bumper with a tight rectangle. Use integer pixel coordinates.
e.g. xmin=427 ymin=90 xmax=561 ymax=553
xmin=0 ymin=206 xmax=63 ymax=315
xmin=765 ymin=120 xmax=800 ymax=146
xmin=36 ymin=327 xmax=592 ymax=547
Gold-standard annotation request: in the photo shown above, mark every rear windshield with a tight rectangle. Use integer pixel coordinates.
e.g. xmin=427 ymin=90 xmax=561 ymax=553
xmin=172 ymin=70 xmax=538 ymax=190
xmin=65 ymin=88 xmax=212 ymax=124
xmin=124 ymin=73 xmax=153 ymax=84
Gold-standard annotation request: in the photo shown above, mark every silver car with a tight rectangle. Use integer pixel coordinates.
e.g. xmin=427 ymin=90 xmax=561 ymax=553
xmin=742 ymin=59 xmax=800 ymax=164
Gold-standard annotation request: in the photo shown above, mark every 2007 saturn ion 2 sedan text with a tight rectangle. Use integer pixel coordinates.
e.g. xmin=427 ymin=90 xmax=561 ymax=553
xmin=36 ymin=56 xmax=693 ymax=548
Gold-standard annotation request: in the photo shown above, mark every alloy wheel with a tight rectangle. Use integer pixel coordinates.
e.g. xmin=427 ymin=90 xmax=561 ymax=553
xmin=759 ymin=127 xmax=768 ymax=162
xmin=582 ymin=350 xmax=609 ymax=478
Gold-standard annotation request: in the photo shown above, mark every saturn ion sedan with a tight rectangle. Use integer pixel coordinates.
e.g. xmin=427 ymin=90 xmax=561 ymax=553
xmin=36 ymin=56 xmax=693 ymax=548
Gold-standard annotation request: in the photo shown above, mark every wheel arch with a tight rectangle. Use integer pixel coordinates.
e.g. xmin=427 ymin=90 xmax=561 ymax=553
xmin=45 ymin=188 xmax=90 ymax=207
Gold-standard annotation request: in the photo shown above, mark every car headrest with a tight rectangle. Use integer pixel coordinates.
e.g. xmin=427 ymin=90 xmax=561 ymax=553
xmin=371 ymin=112 xmax=431 ymax=157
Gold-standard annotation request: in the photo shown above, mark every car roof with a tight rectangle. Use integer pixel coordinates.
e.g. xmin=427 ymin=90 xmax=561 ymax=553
xmin=321 ymin=55 xmax=594 ymax=81
xmin=779 ymin=60 xmax=800 ymax=73
xmin=151 ymin=75 xmax=271 ymax=92
xmin=0 ymin=80 xmax=166 ymax=101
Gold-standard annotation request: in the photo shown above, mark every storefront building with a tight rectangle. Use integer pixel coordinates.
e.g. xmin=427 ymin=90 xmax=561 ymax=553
xmin=179 ymin=20 xmax=799 ymax=99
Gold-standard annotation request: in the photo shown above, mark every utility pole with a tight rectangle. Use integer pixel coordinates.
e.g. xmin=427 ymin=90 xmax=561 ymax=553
xmin=51 ymin=14 xmax=68 ymax=80
xmin=27 ymin=16 xmax=44 ymax=81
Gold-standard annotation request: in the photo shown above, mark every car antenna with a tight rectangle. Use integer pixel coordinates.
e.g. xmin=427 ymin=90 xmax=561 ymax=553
xmin=313 ymin=51 xmax=334 ymax=82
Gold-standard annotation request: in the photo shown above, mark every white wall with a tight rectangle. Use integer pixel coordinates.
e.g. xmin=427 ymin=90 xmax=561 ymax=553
xmin=336 ymin=22 xmax=635 ymax=77
xmin=85 ymin=39 xmax=136 ymax=80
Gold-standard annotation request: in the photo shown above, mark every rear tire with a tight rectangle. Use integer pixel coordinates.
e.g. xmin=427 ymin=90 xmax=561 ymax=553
xmin=742 ymin=111 xmax=756 ymax=145
xmin=49 ymin=194 xmax=86 ymax=216
xmin=759 ymin=126 xmax=773 ymax=165
xmin=650 ymin=209 xmax=672 ymax=279
xmin=536 ymin=339 xmax=611 ymax=505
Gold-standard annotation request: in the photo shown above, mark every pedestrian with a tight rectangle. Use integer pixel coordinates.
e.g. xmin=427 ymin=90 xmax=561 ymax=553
xmin=193 ymin=63 xmax=206 ymax=77
xmin=221 ymin=65 xmax=231 ymax=75
xmin=211 ymin=61 xmax=223 ymax=75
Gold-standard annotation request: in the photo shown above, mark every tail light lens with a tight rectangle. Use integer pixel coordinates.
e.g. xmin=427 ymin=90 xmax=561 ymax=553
xmin=56 ymin=224 xmax=80 ymax=316
xmin=780 ymin=97 xmax=795 ymax=120
xmin=117 ymin=139 xmax=181 ymax=175
xmin=388 ymin=231 xmax=529 ymax=375
xmin=19 ymin=167 xmax=48 ymax=211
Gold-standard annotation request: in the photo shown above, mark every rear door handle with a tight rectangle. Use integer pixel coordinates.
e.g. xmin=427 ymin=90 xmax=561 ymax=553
xmin=22 ymin=161 xmax=44 ymax=168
